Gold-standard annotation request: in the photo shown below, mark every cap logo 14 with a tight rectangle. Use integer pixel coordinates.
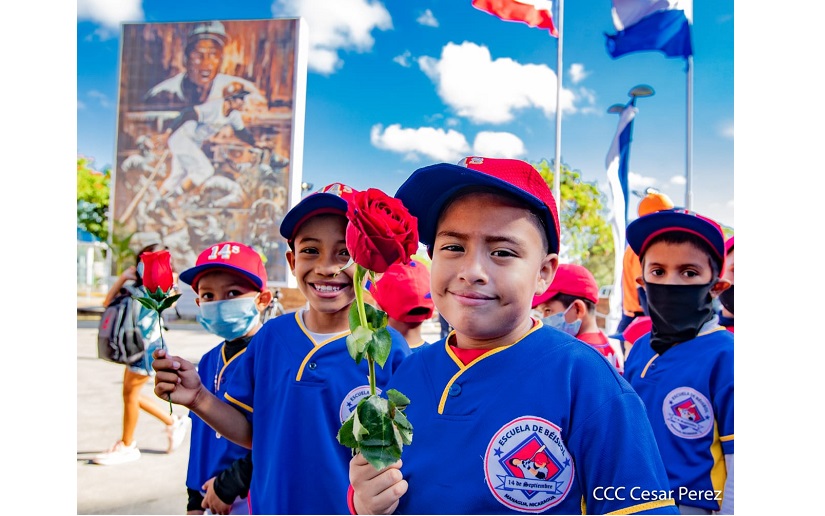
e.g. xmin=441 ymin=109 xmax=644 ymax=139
xmin=484 ymin=416 xmax=574 ymax=512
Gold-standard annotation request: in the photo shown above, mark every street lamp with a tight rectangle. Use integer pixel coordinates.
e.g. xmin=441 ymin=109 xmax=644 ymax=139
xmin=607 ymin=84 xmax=656 ymax=223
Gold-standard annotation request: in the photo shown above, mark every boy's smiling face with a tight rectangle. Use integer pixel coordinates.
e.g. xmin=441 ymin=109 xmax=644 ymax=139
xmin=431 ymin=193 xmax=557 ymax=349
xmin=286 ymin=214 xmax=355 ymax=327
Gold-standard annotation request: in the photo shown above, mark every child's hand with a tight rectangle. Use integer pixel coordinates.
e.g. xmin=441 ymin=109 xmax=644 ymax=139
xmin=152 ymin=348 xmax=202 ymax=408
xmin=350 ymin=453 xmax=407 ymax=515
xmin=201 ymin=477 xmax=233 ymax=515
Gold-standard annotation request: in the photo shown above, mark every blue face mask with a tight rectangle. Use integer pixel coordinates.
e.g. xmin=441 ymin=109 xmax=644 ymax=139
xmin=197 ymin=296 xmax=261 ymax=341
xmin=542 ymin=305 xmax=582 ymax=337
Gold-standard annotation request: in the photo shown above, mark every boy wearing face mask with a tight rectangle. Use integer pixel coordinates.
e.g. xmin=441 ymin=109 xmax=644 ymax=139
xmin=178 ymin=241 xmax=273 ymax=514
xmin=531 ymin=263 xmax=623 ymax=374
xmin=624 ymin=209 xmax=734 ymax=515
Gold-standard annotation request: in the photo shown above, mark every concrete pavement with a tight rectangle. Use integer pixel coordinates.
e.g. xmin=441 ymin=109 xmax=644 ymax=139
xmin=76 ymin=316 xmax=443 ymax=514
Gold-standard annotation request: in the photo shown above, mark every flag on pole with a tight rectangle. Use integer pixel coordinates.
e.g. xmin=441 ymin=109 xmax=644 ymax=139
xmin=605 ymin=105 xmax=637 ymax=335
xmin=605 ymin=0 xmax=692 ymax=59
xmin=472 ymin=0 xmax=558 ymax=37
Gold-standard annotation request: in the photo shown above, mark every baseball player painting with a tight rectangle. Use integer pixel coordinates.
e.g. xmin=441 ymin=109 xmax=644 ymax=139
xmin=348 ymin=157 xmax=678 ymax=514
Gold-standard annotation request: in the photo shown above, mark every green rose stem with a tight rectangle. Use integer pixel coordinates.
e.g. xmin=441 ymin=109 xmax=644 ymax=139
xmin=135 ymin=286 xmax=181 ymax=415
xmin=353 ymin=264 xmax=376 ymax=396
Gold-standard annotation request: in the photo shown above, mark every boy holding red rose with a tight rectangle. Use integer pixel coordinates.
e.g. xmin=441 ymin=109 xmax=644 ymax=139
xmin=152 ymin=184 xmax=411 ymax=514
xmin=348 ymin=157 xmax=678 ymax=514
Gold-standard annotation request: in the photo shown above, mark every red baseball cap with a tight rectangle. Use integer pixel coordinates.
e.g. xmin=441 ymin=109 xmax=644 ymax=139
xmin=725 ymin=235 xmax=734 ymax=255
xmin=395 ymin=157 xmax=560 ymax=254
xmin=532 ymin=263 xmax=599 ymax=307
xmin=279 ymin=183 xmax=358 ymax=241
xmin=369 ymin=260 xmax=435 ymax=323
xmin=179 ymin=241 xmax=267 ymax=291
xmin=626 ymin=208 xmax=726 ymax=274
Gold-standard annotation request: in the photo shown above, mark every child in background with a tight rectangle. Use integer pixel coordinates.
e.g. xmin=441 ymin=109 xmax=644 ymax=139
xmin=717 ymin=235 xmax=734 ymax=332
xmin=178 ymin=241 xmax=272 ymax=515
xmin=369 ymin=259 xmax=435 ymax=350
xmin=532 ymin=263 xmax=623 ymax=374
xmin=92 ymin=243 xmax=188 ymax=465
xmin=349 ymin=157 xmax=676 ymax=515
xmin=624 ymin=208 xmax=734 ymax=514
xmin=153 ymin=183 xmax=411 ymax=514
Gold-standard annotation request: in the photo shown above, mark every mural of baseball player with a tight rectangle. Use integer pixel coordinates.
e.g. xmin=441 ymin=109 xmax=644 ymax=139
xmin=114 ymin=19 xmax=307 ymax=285
xmin=144 ymin=21 xmax=265 ymax=109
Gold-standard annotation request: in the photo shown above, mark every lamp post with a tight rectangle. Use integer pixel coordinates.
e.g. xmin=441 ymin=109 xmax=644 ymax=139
xmin=608 ymin=84 xmax=655 ymax=223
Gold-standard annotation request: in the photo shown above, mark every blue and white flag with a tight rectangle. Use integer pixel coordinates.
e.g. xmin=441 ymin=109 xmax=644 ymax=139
xmin=605 ymin=105 xmax=637 ymax=334
xmin=605 ymin=0 xmax=692 ymax=59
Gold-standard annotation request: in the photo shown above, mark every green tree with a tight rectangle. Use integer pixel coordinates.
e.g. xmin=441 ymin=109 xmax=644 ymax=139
xmin=77 ymin=156 xmax=137 ymax=274
xmin=533 ymin=159 xmax=615 ymax=287
xmin=77 ymin=156 xmax=110 ymax=242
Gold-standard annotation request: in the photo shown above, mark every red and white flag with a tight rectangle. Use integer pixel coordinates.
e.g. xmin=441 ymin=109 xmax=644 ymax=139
xmin=472 ymin=0 xmax=558 ymax=37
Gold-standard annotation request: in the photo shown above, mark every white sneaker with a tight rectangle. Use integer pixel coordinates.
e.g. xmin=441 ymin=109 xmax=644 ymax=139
xmin=166 ymin=414 xmax=189 ymax=453
xmin=92 ymin=440 xmax=140 ymax=465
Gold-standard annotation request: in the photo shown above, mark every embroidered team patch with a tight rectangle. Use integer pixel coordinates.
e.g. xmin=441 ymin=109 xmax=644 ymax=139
xmin=484 ymin=416 xmax=574 ymax=513
xmin=662 ymin=387 xmax=713 ymax=439
xmin=339 ymin=385 xmax=381 ymax=423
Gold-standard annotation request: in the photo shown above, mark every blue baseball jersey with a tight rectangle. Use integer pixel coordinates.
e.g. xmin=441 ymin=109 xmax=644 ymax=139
xmin=224 ymin=311 xmax=411 ymax=515
xmin=624 ymin=326 xmax=734 ymax=511
xmin=186 ymin=341 xmax=250 ymax=499
xmin=386 ymin=324 xmax=678 ymax=514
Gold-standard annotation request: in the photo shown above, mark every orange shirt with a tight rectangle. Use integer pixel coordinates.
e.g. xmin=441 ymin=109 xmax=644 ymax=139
xmin=621 ymin=245 xmax=643 ymax=316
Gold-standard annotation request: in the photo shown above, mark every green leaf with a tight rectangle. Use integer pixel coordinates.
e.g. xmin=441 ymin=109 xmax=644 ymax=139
xmin=133 ymin=296 xmax=158 ymax=311
xmin=366 ymin=327 xmax=392 ymax=369
xmin=363 ymin=302 xmax=388 ymax=331
xmin=348 ymin=301 xmax=361 ymax=331
xmin=157 ymin=294 xmax=182 ymax=313
xmin=386 ymin=389 xmax=410 ymax=409
xmin=337 ymin=413 xmax=358 ymax=448
xmin=359 ymin=442 xmax=402 ymax=471
xmin=346 ymin=325 xmax=373 ymax=364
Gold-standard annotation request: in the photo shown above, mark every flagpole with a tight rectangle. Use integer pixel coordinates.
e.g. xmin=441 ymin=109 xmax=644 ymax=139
xmin=685 ymin=55 xmax=693 ymax=210
xmin=553 ymin=0 xmax=564 ymax=213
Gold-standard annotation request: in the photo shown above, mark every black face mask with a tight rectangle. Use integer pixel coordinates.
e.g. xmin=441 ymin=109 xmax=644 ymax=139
xmin=718 ymin=285 xmax=733 ymax=314
xmin=645 ymin=282 xmax=716 ymax=355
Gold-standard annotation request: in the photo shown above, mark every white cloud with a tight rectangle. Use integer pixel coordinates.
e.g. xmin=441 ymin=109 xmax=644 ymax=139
xmin=669 ymin=175 xmax=686 ymax=186
xmin=77 ymin=0 xmax=143 ymax=29
xmin=88 ymin=90 xmax=111 ymax=108
xmin=77 ymin=99 xmax=86 ymax=110
xmin=719 ymin=120 xmax=734 ymax=139
xmin=628 ymin=171 xmax=658 ymax=192
xmin=273 ymin=0 xmax=392 ymax=75
xmin=393 ymin=50 xmax=412 ymax=67
xmin=371 ymin=124 xmax=470 ymax=162
xmin=472 ymin=132 xmax=526 ymax=158
xmin=569 ymin=63 xmax=589 ymax=84
xmin=418 ymin=41 xmax=576 ymax=124
xmin=417 ymin=9 xmax=439 ymax=27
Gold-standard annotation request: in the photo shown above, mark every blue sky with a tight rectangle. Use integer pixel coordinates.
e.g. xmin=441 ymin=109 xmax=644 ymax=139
xmin=77 ymin=0 xmax=733 ymax=228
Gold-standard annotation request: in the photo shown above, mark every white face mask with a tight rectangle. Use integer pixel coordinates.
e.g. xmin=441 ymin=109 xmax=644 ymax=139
xmin=542 ymin=305 xmax=582 ymax=337
xmin=197 ymin=296 xmax=261 ymax=341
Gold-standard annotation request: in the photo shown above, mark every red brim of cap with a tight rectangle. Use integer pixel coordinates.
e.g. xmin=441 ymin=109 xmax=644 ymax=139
xmin=626 ymin=211 xmax=725 ymax=266
xmin=279 ymin=194 xmax=349 ymax=240
xmin=179 ymin=264 xmax=263 ymax=291
xmin=395 ymin=163 xmax=559 ymax=254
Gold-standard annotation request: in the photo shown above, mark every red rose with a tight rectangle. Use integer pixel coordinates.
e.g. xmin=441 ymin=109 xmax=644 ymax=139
xmin=140 ymin=250 xmax=175 ymax=293
xmin=346 ymin=189 xmax=419 ymax=274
